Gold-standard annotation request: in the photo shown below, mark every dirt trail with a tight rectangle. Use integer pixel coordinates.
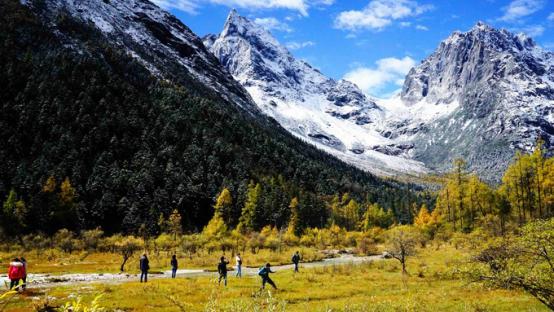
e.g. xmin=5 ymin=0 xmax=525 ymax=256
xmin=1 ymin=254 xmax=384 ymax=289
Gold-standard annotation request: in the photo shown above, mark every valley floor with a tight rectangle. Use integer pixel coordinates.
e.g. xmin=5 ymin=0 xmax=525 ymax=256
xmin=0 ymin=246 xmax=547 ymax=311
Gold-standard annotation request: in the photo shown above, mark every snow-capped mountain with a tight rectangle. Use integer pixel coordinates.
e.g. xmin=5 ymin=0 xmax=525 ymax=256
xmin=386 ymin=21 xmax=554 ymax=179
xmin=204 ymin=10 xmax=427 ymax=175
xmin=20 ymin=0 xmax=554 ymax=180
xmin=206 ymin=12 xmax=553 ymax=180
xmin=21 ymin=0 xmax=258 ymax=113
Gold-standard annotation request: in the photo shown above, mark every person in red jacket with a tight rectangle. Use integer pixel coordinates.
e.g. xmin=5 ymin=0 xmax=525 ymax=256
xmin=8 ymin=258 xmax=24 ymax=290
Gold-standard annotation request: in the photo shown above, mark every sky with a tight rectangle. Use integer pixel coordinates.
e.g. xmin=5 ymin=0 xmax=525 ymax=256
xmin=153 ymin=0 xmax=554 ymax=98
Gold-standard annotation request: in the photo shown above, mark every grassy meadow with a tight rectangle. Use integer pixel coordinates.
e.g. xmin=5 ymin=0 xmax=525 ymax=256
xmin=0 ymin=245 xmax=548 ymax=312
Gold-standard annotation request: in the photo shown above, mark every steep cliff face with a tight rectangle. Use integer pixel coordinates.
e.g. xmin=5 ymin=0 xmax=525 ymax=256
xmin=396 ymin=22 xmax=554 ymax=179
xmin=1 ymin=0 xmax=401 ymax=233
xmin=204 ymin=10 xmax=427 ymax=176
xmin=22 ymin=0 xmax=258 ymax=112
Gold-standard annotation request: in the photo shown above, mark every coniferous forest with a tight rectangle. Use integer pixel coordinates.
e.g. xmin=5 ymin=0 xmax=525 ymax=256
xmin=0 ymin=0 xmax=422 ymax=236
xmin=1 ymin=1 xmax=554 ymax=311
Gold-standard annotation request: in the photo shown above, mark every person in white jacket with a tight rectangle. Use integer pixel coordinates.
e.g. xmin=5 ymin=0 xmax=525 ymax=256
xmin=235 ymin=253 xmax=242 ymax=278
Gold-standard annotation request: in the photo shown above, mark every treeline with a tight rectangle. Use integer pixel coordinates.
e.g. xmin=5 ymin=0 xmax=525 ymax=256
xmin=0 ymin=0 xmax=423 ymax=236
xmin=435 ymin=142 xmax=554 ymax=233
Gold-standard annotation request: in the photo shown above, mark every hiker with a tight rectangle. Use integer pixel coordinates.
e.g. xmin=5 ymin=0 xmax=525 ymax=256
xmin=170 ymin=255 xmax=178 ymax=278
xmin=139 ymin=254 xmax=150 ymax=283
xmin=8 ymin=258 xmax=24 ymax=291
xmin=20 ymin=257 xmax=27 ymax=290
xmin=292 ymin=251 xmax=301 ymax=273
xmin=217 ymin=256 xmax=229 ymax=286
xmin=258 ymin=263 xmax=277 ymax=290
xmin=235 ymin=253 xmax=242 ymax=278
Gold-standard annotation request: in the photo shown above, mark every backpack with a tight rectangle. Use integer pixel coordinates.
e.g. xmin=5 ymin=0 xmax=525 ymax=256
xmin=257 ymin=267 xmax=266 ymax=276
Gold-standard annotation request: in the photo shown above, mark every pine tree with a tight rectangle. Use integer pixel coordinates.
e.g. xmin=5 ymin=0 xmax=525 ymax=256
xmin=287 ymin=197 xmax=300 ymax=236
xmin=364 ymin=203 xmax=394 ymax=230
xmin=203 ymin=188 xmax=232 ymax=239
xmin=343 ymin=199 xmax=360 ymax=231
xmin=59 ymin=177 xmax=75 ymax=205
xmin=42 ymin=176 xmax=56 ymax=193
xmin=168 ymin=209 xmax=183 ymax=241
xmin=237 ymin=181 xmax=261 ymax=234
xmin=158 ymin=213 xmax=168 ymax=234
xmin=0 ymin=189 xmax=26 ymax=235
xmin=414 ymin=205 xmax=431 ymax=226
xmin=214 ymin=187 xmax=233 ymax=226
xmin=329 ymin=194 xmax=342 ymax=227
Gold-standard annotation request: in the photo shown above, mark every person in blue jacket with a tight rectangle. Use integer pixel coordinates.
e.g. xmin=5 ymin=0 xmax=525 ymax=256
xmin=139 ymin=254 xmax=150 ymax=283
xmin=170 ymin=255 xmax=178 ymax=278
xmin=258 ymin=263 xmax=277 ymax=290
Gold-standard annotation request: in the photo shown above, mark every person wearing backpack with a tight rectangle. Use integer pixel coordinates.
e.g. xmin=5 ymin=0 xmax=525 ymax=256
xmin=20 ymin=257 xmax=27 ymax=290
xmin=170 ymin=255 xmax=178 ymax=279
xmin=8 ymin=258 xmax=24 ymax=290
xmin=235 ymin=253 xmax=242 ymax=278
xmin=258 ymin=263 xmax=277 ymax=290
xmin=139 ymin=254 xmax=150 ymax=283
xmin=291 ymin=251 xmax=301 ymax=273
xmin=218 ymin=256 xmax=229 ymax=286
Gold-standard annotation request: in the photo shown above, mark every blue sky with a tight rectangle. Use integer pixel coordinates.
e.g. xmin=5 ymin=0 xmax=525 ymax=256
xmin=154 ymin=0 xmax=554 ymax=97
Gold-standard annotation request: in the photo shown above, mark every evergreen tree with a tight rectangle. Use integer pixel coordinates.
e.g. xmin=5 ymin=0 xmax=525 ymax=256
xmin=287 ymin=197 xmax=300 ymax=236
xmin=237 ymin=181 xmax=261 ymax=234
xmin=214 ymin=187 xmax=233 ymax=226
xmin=343 ymin=199 xmax=360 ymax=231
xmin=363 ymin=203 xmax=394 ymax=230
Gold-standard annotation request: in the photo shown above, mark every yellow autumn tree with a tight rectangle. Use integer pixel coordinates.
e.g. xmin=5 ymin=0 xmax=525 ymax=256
xmin=287 ymin=197 xmax=300 ymax=236
xmin=414 ymin=204 xmax=441 ymax=240
xmin=168 ymin=209 xmax=182 ymax=241
xmin=203 ymin=188 xmax=231 ymax=240
xmin=237 ymin=181 xmax=261 ymax=234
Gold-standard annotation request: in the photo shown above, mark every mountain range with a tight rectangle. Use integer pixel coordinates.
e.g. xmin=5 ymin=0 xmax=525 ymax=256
xmin=1 ymin=0 xmax=553 ymax=233
xmin=2 ymin=0 xmax=415 ymax=233
xmin=205 ymin=12 xmax=554 ymax=181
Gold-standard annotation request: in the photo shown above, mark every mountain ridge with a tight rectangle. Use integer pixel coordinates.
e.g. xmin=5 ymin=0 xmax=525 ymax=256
xmin=204 ymin=10 xmax=428 ymax=177
xmin=205 ymin=10 xmax=554 ymax=181
xmin=1 ymin=0 xmax=416 ymax=234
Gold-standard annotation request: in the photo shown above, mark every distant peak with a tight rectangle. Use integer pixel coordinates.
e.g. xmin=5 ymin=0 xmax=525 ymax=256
xmin=228 ymin=8 xmax=239 ymax=19
xmin=472 ymin=21 xmax=494 ymax=31
xmin=222 ymin=9 xmax=251 ymax=37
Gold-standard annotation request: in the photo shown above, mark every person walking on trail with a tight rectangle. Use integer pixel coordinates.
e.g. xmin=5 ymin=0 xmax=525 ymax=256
xmin=170 ymin=255 xmax=178 ymax=279
xmin=292 ymin=251 xmax=301 ymax=273
xmin=8 ymin=258 xmax=24 ymax=291
xmin=139 ymin=254 xmax=150 ymax=283
xmin=20 ymin=257 xmax=27 ymax=290
xmin=258 ymin=263 xmax=277 ymax=290
xmin=218 ymin=256 xmax=229 ymax=286
xmin=235 ymin=253 xmax=242 ymax=278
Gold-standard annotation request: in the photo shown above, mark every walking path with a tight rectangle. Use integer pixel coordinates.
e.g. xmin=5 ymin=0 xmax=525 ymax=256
xmin=1 ymin=254 xmax=384 ymax=289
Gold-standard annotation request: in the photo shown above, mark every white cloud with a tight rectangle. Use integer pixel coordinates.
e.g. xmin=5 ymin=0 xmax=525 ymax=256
xmin=499 ymin=0 xmax=545 ymax=22
xmin=548 ymin=12 xmax=554 ymax=20
xmin=399 ymin=21 xmax=412 ymax=27
xmin=334 ymin=0 xmax=433 ymax=31
xmin=254 ymin=17 xmax=293 ymax=32
xmin=153 ymin=0 xmax=333 ymax=16
xmin=286 ymin=41 xmax=316 ymax=50
xmin=152 ymin=0 xmax=199 ymax=14
xmin=415 ymin=24 xmax=429 ymax=31
xmin=343 ymin=56 xmax=416 ymax=96
xmin=211 ymin=0 xmax=308 ymax=15
xmin=513 ymin=24 xmax=545 ymax=37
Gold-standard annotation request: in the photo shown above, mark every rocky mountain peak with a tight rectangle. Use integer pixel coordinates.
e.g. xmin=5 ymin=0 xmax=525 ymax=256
xmin=202 ymin=10 xmax=424 ymax=176
xmin=397 ymin=22 xmax=554 ymax=180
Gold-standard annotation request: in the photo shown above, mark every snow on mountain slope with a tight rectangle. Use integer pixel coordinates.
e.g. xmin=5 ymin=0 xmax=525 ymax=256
xmin=21 ymin=0 xmax=258 ymax=112
xmin=385 ymin=22 xmax=554 ymax=180
xmin=204 ymin=10 xmax=427 ymax=176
